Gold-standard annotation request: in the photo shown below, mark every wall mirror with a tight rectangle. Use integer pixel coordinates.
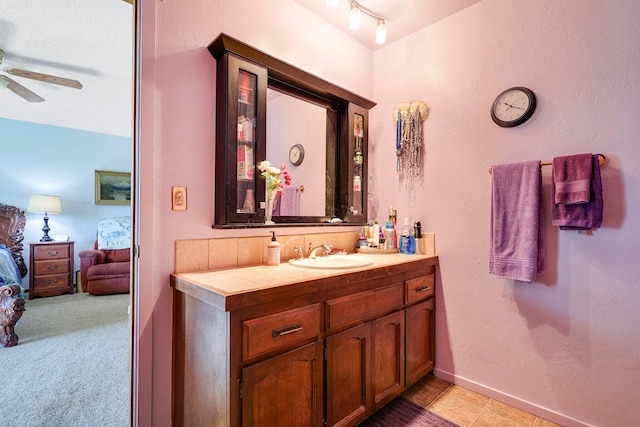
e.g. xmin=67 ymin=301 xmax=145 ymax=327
xmin=209 ymin=33 xmax=375 ymax=228
xmin=266 ymin=87 xmax=328 ymax=217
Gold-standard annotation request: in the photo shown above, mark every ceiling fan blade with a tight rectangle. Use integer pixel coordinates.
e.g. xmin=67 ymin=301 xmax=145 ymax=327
xmin=3 ymin=67 xmax=83 ymax=89
xmin=0 ymin=75 xmax=45 ymax=102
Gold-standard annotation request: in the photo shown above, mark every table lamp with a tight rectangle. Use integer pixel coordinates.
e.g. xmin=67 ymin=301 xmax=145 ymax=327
xmin=27 ymin=194 xmax=61 ymax=242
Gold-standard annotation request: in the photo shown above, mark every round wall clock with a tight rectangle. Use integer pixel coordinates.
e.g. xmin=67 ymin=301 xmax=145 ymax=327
xmin=289 ymin=144 xmax=305 ymax=166
xmin=491 ymin=87 xmax=537 ymax=128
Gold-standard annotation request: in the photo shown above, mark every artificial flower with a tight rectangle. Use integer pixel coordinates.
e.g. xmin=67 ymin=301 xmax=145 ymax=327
xmin=258 ymin=160 xmax=292 ymax=193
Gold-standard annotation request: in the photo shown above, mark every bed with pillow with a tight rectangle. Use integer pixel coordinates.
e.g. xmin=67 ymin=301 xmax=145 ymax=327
xmin=0 ymin=203 xmax=27 ymax=347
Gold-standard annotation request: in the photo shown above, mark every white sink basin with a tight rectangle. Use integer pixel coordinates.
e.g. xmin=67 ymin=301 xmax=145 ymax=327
xmin=288 ymin=255 xmax=373 ymax=270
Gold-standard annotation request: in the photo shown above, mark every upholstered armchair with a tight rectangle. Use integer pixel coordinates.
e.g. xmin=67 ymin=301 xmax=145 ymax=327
xmin=79 ymin=217 xmax=131 ymax=296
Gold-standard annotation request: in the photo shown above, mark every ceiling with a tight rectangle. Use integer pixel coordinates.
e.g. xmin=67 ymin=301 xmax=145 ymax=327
xmin=294 ymin=0 xmax=481 ymax=50
xmin=0 ymin=0 xmax=479 ymax=137
xmin=0 ymin=0 xmax=133 ymax=137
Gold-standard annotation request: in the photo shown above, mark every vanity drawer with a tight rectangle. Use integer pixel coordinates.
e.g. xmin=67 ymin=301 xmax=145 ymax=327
xmin=33 ymin=244 xmax=70 ymax=260
xmin=405 ymin=275 xmax=434 ymax=305
xmin=242 ymin=303 xmax=321 ymax=362
xmin=326 ymin=283 xmax=403 ymax=333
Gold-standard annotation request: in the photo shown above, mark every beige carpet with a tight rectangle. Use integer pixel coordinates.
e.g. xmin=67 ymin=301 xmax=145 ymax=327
xmin=0 ymin=292 xmax=130 ymax=426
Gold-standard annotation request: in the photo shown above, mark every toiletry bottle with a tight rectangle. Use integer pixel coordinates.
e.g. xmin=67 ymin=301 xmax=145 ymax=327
xmin=357 ymin=228 xmax=368 ymax=248
xmin=414 ymin=221 xmax=423 ymax=254
xmin=267 ymin=231 xmax=280 ymax=266
xmin=372 ymin=220 xmax=380 ymax=248
xmin=399 ymin=218 xmax=410 ymax=254
xmin=408 ymin=225 xmax=416 ymax=254
xmin=388 ymin=205 xmax=398 ymax=249
xmin=384 ymin=221 xmax=394 ymax=250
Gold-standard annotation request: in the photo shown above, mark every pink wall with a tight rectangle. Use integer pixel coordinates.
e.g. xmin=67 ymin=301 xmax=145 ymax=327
xmin=137 ymin=0 xmax=372 ymax=425
xmin=138 ymin=0 xmax=640 ymax=425
xmin=371 ymin=1 xmax=640 ymax=426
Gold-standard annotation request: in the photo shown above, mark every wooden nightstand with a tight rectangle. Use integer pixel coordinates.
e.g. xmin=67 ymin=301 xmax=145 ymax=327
xmin=29 ymin=241 xmax=75 ymax=299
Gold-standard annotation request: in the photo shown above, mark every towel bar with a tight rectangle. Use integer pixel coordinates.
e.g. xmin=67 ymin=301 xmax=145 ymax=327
xmin=488 ymin=153 xmax=607 ymax=174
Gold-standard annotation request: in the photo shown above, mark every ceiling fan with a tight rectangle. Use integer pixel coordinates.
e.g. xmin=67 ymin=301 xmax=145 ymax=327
xmin=0 ymin=48 xmax=83 ymax=103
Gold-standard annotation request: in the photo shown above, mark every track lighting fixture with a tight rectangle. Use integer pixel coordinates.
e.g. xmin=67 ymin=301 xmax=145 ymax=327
xmin=349 ymin=4 xmax=361 ymax=30
xmin=329 ymin=0 xmax=386 ymax=45
xmin=376 ymin=19 xmax=387 ymax=44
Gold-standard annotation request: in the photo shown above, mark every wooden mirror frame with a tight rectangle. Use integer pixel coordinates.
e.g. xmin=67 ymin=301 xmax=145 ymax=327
xmin=208 ymin=33 xmax=376 ymax=227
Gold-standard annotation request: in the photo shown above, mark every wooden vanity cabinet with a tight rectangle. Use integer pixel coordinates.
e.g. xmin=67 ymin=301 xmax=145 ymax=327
xmin=404 ymin=275 xmax=436 ymax=387
xmin=172 ymin=256 xmax=438 ymax=427
xmin=241 ymin=342 xmax=324 ymax=427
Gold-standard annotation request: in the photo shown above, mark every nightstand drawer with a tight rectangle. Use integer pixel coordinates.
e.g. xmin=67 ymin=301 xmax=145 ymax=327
xmin=33 ymin=244 xmax=70 ymax=260
xmin=33 ymin=274 xmax=71 ymax=291
xmin=242 ymin=303 xmax=321 ymax=362
xmin=34 ymin=259 xmax=70 ymax=276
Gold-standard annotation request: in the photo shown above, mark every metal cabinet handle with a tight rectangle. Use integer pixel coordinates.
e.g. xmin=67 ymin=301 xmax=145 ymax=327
xmin=47 ymin=251 xmax=59 ymax=256
xmin=47 ymin=265 xmax=59 ymax=271
xmin=272 ymin=324 xmax=303 ymax=337
xmin=415 ymin=286 xmax=431 ymax=293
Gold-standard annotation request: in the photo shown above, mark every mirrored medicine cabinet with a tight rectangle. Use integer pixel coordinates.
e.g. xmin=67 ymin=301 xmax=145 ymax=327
xmin=208 ymin=33 xmax=376 ymax=228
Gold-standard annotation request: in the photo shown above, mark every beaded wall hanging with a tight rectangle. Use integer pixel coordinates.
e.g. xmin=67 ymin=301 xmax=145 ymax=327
xmin=392 ymin=100 xmax=429 ymax=178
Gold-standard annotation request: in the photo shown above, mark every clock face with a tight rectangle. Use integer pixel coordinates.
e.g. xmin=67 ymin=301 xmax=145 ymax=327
xmin=491 ymin=87 xmax=536 ymax=127
xmin=289 ymin=144 xmax=304 ymax=166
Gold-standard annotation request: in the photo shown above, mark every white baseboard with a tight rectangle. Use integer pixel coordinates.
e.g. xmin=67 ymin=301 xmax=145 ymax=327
xmin=433 ymin=367 xmax=593 ymax=427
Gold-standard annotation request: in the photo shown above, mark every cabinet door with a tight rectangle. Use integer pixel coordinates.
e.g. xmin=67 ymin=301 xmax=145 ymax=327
xmin=326 ymin=323 xmax=371 ymax=427
xmin=405 ymin=298 xmax=435 ymax=387
xmin=343 ymin=103 xmax=368 ymax=223
xmin=371 ymin=310 xmax=405 ymax=410
xmin=215 ymin=53 xmax=268 ymax=226
xmin=241 ymin=342 xmax=323 ymax=427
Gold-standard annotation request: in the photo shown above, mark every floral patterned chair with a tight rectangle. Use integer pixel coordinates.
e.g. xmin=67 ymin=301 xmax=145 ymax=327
xmin=0 ymin=203 xmax=27 ymax=347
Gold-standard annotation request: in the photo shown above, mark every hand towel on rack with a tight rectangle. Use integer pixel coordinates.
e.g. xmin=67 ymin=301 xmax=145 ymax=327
xmin=279 ymin=188 xmax=300 ymax=216
xmin=552 ymin=153 xmax=593 ymax=204
xmin=490 ymin=161 xmax=545 ymax=283
xmin=552 ymin=154 xmax=603 ymax=230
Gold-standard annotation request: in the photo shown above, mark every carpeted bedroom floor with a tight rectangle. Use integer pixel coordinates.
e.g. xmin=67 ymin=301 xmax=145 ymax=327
xmin=0 ymin=292 xmax=130 ymax=426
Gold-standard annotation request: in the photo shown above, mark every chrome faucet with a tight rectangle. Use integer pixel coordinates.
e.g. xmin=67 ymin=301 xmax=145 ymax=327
xmin=306 ymin=243 xmax=332 ymax=259
xmin=294 ymin=246 xmax=305 ymax=260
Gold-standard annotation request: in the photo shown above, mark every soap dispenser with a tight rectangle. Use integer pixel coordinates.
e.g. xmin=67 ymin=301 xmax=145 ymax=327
xmin=267 ymin=231 xmax=281 ymax=266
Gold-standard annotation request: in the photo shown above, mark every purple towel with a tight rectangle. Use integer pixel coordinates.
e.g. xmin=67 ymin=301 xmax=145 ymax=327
xmin=552 ymin=154 xmax=603 ymax=230
xmin=490 ymin=161 xmax=545 ymax=283
xmin=552 ymin=153 xmax=592 ymax=204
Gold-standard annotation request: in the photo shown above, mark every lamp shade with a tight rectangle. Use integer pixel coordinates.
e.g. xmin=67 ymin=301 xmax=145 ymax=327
xmin=27 ymin=195 xmax=61 ymax=214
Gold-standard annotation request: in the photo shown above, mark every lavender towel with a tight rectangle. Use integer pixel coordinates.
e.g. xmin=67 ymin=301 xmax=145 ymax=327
xmin=552 ymin=153 xmax=592 ymax=204
xmin=490 ymin=161 xmax=545 ymax=283
xmin=552 ymin=154 xmax=603 ymax=230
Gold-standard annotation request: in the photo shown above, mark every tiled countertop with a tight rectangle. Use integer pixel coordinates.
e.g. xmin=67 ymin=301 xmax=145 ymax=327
xmin=172 ymin=253 xmax=438 ymax=311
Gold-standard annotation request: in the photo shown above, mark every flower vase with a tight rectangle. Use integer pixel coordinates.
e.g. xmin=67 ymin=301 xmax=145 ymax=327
xmin=265 ymin=189 xmax=276 ymax=225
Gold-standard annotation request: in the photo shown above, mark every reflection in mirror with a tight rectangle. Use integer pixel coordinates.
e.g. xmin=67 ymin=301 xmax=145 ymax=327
xmin=266 ymin=88 xmax=327 ymax=217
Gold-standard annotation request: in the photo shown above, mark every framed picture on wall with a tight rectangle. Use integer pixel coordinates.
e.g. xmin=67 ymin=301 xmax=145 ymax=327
xmin=95 ymin=170 xmax=132 ymax=205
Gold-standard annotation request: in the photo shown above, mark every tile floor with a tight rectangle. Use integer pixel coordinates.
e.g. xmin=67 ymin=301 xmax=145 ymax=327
xmin=402 ymin=374 xmax=563 ymax=427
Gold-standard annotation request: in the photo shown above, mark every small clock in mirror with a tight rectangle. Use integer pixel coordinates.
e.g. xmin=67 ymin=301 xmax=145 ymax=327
xmin=289 ymin=143 xmax=305 ymax=166
xmin=491 ymin=87 xmax=536 ymax=128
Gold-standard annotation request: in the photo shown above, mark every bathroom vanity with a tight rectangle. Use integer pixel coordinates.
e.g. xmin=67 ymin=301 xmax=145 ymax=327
xmin=171 ymin=253 xmax=438 ymax=427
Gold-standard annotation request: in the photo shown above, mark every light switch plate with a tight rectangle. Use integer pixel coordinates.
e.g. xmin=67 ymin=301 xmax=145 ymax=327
xmin=172 ymin=186 xmax=187 ymax=211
